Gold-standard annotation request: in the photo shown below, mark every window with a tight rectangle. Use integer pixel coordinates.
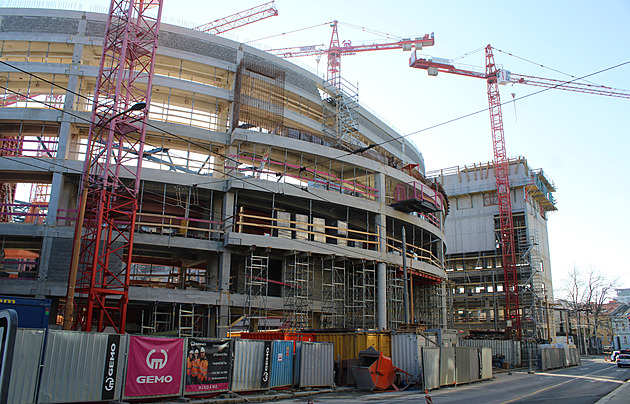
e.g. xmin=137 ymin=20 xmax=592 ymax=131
xmin=483 ymin=192 xmax=498 ymax=206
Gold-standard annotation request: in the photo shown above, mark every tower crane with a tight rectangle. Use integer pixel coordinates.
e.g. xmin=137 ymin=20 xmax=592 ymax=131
xmin=194 ymin=1 xmax=278 ymax=35
xmin=268 ymin=20 xmax=435 ymax=89
xmin=410 ymin=45 xmax=630 ymax=339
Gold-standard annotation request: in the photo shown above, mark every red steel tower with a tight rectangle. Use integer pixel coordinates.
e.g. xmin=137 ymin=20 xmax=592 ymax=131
xmin=69 ymin=0 xmax=163 ymax=333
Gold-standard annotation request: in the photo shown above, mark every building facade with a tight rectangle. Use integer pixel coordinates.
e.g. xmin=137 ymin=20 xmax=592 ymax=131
xmin=430 ymin=157 xmax=557 ymax=340
xmin=0 ymin=8 xmax=448 ymax=336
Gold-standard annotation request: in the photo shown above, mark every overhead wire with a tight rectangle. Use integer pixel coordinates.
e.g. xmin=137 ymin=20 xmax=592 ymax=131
xmin=246 ymin=21 xmax=332 ymax=44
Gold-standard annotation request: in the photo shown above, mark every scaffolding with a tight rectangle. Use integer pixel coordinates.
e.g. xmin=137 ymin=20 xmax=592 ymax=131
xmin=322 ymin=79 xmax=361 ymax=149
xmin=283 ymin=252 xmax=312 ymax=329
xmin=141 ymin=302 xmax=174 ymax=335
xmin=321 ymin=256 xmax=345 ymax=328
xmin=520 ymin=228 xmax=546 ymax=340
xmin=345 ymin=260 xmax=376 ymax=329
xmin=387 ymin=265 xmax=405 ymax=329
xmin=245 ymin=250 xmax=269 ymax=330
xmin=414 ymin=281 xmax=446 ymax=330
xmin=178 ymin=304 xmax=202 ymax=338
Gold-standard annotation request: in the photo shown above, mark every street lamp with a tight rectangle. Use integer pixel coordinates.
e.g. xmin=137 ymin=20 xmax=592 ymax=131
xmin=63 ymin=102 xmax=146 ymax=330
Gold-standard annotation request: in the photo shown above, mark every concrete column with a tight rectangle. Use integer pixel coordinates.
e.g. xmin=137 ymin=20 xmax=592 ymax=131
xmin=216 ymin=191 xmax=235 ymax=337
xmin=375 ymin=172 xmax=387 ymax=329
xmin=39 ymin=16 xmax=86 ymax=290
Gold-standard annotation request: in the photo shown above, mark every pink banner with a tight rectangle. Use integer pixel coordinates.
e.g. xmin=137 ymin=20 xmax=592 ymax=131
xmin=124 ymin=336 xmax=183 ymax=398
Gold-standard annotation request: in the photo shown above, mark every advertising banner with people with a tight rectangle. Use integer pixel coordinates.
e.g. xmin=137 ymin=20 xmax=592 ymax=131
xmin=185 ymin=338 xmax=231 ymax=393
xmin=124 ymin=336 xmax=183 ymax=398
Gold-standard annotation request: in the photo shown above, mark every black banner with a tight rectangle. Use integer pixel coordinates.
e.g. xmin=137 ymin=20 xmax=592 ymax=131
xmin=101 ymin=334 xmax=120 ymax=400
xmin=185 ymin=338 xmax=231 ymax=393
xmin=261 ymin=341 xmax=272 ymax=389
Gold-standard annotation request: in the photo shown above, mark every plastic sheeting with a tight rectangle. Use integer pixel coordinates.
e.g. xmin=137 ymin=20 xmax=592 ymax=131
xmin=422 ymin=347 xmax=440 ymax=390
xmin=231 ymin=339 xmax=267 ymax=392
xmin=391 ymin=333 xmax=421 ymax=384
xmin=7 ymin=328 xmax=45 ymax=404
xmin=299 ymin=342 xmax=334 ymax=388
xmin=270 ymin=340 xmax=293 ymax=388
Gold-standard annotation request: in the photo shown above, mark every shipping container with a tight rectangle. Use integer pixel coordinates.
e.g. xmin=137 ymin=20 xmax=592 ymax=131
xmin=0 ymin=296 xmax=50 ymax=328
xmin=314 ymin=331 xmax=391 ymax=360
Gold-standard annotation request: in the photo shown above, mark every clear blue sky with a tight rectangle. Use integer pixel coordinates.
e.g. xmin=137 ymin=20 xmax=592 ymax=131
xmin=23 ymin=0 xmax=630 ymax=295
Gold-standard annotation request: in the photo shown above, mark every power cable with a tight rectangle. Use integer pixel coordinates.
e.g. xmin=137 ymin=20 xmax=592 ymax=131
xmin=246 ymin=21 xmax=332 ymax=44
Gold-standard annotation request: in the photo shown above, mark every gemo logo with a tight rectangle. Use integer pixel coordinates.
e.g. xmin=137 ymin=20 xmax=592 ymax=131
xmin=104 ymin=377 xmax=114 ymax=391
xmin=0 ymin=299 xmax=15 ymax=304
xmin=146 ymin=349 xmax=168 ymax=369
xmin=136 ymin=375 xmax=173 ymax=384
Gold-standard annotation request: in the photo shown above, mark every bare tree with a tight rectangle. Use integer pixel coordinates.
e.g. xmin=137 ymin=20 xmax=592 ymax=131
xmin=560 ymin=265 xmax=618 ymax=352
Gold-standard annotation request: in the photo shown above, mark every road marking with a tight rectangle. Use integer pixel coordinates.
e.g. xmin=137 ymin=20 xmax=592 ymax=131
xmin=500 ymin=378 xmax=574 ymax=404
xmin=534 ymin=372 xmax=625 ymax=384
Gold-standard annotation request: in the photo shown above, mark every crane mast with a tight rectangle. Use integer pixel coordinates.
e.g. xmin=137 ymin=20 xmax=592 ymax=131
xmin=485 ymin=45 xmax=521 ymax=339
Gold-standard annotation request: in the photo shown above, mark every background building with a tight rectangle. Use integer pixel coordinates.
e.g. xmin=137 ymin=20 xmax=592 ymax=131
xmin=430 ymin=157 xmax=557 ymax=340
xmin=0 ymin=7 xmax=448 ymax=336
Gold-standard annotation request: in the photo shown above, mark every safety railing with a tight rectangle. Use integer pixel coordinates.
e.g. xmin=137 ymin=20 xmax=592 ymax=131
xmin=386 ymin=235 xmax=442 ymax=269
xmin=225 ymin=212 xmax=380 ymax=251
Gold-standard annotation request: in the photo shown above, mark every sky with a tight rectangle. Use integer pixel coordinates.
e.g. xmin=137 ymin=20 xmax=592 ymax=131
xmin=13 ymin=0 xmax=630 ymax=295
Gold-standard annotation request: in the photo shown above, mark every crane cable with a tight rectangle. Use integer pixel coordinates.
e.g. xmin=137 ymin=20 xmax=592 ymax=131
xmin=246 ymin=21 xmax=332 ymax=43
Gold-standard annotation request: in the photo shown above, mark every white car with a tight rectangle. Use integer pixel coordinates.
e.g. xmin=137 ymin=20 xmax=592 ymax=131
xmin=617 ymin=354 xmax=630 ymax=368
xmin=611 ymin=351 xmax=620 ymax=362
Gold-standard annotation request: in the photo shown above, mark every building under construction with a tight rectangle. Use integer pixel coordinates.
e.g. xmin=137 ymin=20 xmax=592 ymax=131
xmin=429 ymin=157 xmax=557 ymax=341
xmin=0 ymin=7 xmax=448 ymax=336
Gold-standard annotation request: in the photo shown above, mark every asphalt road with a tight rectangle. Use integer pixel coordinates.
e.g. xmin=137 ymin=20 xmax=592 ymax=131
xmin=271 ymin=357 xmax=629 ymax=404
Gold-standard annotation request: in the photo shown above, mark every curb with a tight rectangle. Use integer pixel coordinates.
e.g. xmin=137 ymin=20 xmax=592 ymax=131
xmin=595 ymin=381 xmax=630 ymax=404
xmin=164 ymin=388 xmax=350 ymax=404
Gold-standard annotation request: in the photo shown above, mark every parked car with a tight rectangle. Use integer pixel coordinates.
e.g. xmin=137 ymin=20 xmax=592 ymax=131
xmin=611 ymin=351 xmax=620 ymax=362
xmin=617 ymin=354 xmax=630 ymax=368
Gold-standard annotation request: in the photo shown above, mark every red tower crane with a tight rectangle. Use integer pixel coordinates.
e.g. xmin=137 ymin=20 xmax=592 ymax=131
xmin=194 ymin=1 xmax=278 ymax=35
xmin=268 ymin=20 xmax=435 ymax=89
xmin=410 ymin=45 xmax=630 ymax=338
xmin=64 ymin=0 xmax=163 ymax=333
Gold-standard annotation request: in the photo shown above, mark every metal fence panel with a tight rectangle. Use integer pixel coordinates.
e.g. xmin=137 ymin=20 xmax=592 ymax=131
xmin=8 ymin=329 xmax=45 ymax=404
xmin=270 ymin=340 xmax=293 ymax=388
xmin=299 ymin=342 xmax=334 ymax=388
xmin=439 ymin=347 xmax=455 ymax=386
xmin=232 ymin=339 xmax=266 ymax=392
xmin=391 ymin=333 xmax=421 ymax=384
xmin=421 ymin=347 xmax=440 ymax=390
xmin=460 ymin=339 xmax=522 ymax=367
xmin=455 ymin=347 xmax=472 ymax=384
xmin=481 ymin=348 xmax=492 ymax=380
xmin=37 ymin=330 xmax=111 ymax=403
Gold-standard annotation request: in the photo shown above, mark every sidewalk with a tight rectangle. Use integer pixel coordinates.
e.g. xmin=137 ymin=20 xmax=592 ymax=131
xmin=596 ymin=380 xmax=630 ymax=404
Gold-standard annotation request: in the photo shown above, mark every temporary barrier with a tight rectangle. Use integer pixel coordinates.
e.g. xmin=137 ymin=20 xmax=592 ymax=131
xmin=391 ymin=333 xmax=421 ymax=384
xmin=123 ymin=336 xmax=183 ymax=400
xmin=421 ymin=347 xmax=440 ymax=390
xmin=540 ymin=347 xmax=579 ymax=371
xmin=299 ymin=342 xmax=334 ymax=388
xmin=481 ymin=348 xmax=492 ymax=380
xmin=231 ymin=339 xmax=268 ymax=392
xmin=293 ymin=342 xmax=302 ymax=386
xmin=455 ymin=347 xmax=480 ymax=384
xmin=439 ymin=346 xmax=455 ymax=386
xmin=183 ymin=338 xmax=231 ymax=395
xmin=38 ymin=330 xmax=126 ymax=403
xmin=314 ymin=331 xmax=391 ymax=360
xmin=460 ymin=338 xmax=522 ymax=367
xmin=7 ymin=328 xmax=45 ymax=404
xmin=269 ymin=340 xmax=294 ymax=388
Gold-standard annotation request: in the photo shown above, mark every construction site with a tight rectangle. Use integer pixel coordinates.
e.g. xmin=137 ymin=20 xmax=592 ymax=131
xmin=2 ymin=1 xmax=628 ymax=344
xmin=0 ymin=4 xmax=448 ymax=337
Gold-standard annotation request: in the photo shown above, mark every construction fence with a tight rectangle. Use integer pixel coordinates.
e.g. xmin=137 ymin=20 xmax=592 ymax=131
xmin=6 ymin=329 xmax=334 ymax=404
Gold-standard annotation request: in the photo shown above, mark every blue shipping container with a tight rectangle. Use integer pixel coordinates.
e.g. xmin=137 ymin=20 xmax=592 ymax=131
xmin=269 ymin=340 xmax=293 ymax=388
xmin=0 ymin=296 xmax=50 ymax=328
